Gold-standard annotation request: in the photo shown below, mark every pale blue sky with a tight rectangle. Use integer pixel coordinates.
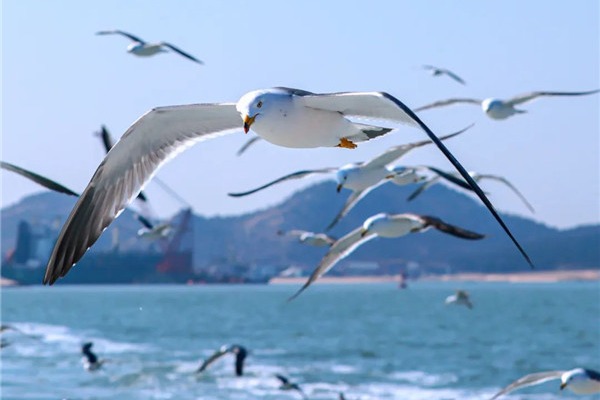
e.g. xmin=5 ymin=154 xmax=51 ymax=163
xmin=2 ymin=1 xmax=599 ymax=229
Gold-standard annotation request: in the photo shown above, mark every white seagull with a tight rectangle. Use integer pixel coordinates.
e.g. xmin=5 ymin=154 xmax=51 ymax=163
xmin=422 ymin=64 xmax=466 ymax=85
xmin=414 ymin=89 xmax=600 ymax=120
xmin=96 ymin=30 xmax=204 ymax=65
xmin=229 ymin=125 xmax=474 ymax=230
xmin=408 ymin=170 xmax=535 ymax=213
xmin=42 ymin=87 xmax=532 ymax=285
xmin=490 ymin=368 xmax=600 ymax=398
xmin=277 ymin=229 xmax=336 ymax=247
xmin=444 ymin=290 xmax=473 ymax=309
xmin=289 ymin=213 xmax=485 ymax=300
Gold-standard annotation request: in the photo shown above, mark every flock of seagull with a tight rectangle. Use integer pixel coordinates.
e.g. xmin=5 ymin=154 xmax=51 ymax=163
xmin=72 ymin=337 xmax=600 ymax=399
xmin=3 ymin=27 xmax=600 ymax=398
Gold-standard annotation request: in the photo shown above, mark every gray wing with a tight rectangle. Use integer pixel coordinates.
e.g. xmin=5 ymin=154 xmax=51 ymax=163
xmin=419 ymin=215 xmax=485 ymax=240
xmin=325 ymin=184 xmax=383 ymax=231
xmin=288 ymin=227 xmax=377 ymax=300
xmin=160 ymin=42 xmax=204 ymax=65
xmin=506 ymin=89 xmax=600 ymax=106
xmin=300 ymin=91 xmax=532 ymax=267
xmin=236 ymin=136 xmax=262 ymax=156
xmin=442 ymin=69 xmax=466 ymax=85
xmin=490 ymin=371 xmax=565 ymax=399
xmin=43 ymin=103 xmax=240 ymax=285
xmin=196 ymin=349 xmax=229 ymax=373
xmin=477 ymin=174 xmax=535 ymax=213
xmin=95 ymin=126 xmax=149 ymax=203
xmin=95 ymin=30 xmax=146 ymax=44
xmin=413 ymin=98 xmax=482 ymax=112
xmin=1 ymin=161 xmax=79 ymax=197
xmin=363 ymin=124 xmax=473 ymax=169
xmin=228 ymin=168 xmax=337 ymax=197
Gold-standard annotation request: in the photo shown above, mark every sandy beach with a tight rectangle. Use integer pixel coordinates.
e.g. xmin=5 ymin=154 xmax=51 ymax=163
xmin=268 ymin=269 xmax=600 ymax=285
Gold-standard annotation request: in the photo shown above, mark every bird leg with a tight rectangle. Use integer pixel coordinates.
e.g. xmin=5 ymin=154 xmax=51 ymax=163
xmin=337 ymin=138 xmax=357 ymax=149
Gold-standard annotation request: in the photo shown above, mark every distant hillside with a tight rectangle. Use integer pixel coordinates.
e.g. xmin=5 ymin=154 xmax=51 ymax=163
xmin=2 ymin=182 xmax=599 ymax=276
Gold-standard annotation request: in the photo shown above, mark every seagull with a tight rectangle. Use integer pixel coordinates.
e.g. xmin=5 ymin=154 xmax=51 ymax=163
xmin=277 ymin=229 xmax=336 ymax=247
xmin=134 ymin=214 xmax=173 ymax=240
xmin=95 ymin=30 xmax=204 ymax=65
xmin=414 ymin=89 xmax=600 ymax=120
xmin=275 ymin=374 xmax=307 ymax=399
xmin=81 ymin=342 xmax=106 ymax=371
xmin=229 ymin=125 xmax=474 ymax=230
xmin=1 ymin=161 xmax=79 ymax=196
xmin=422 ymin=64 xmax=466 ymax=85
xmin=490 ymin=368 xmax=600 ymax=398
xmin=196 ymin=344 xmax=248 ymax=376
xmin=289 ymin=213 xmax=485 ymax=300
xmin=408 ymin=170 xmax=535 ymax=213
xmin=444 ymin=290 xmax=473 ymax=309
xmin=42 ymin=87 xmax=532 ymax=285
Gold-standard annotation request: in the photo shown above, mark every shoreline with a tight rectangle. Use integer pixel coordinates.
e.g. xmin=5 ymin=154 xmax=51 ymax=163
xmin=268 ymin=269 xmax=600 ymax=285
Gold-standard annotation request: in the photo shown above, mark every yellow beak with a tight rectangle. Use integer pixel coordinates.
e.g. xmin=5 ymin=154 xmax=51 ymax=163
xmin=360 ymin=228 xmax=369 ymax=237
xmin=243 ymin=115 xmax=256 ymax=134
xmin=560 ymin=383 xmax=567 ymax=390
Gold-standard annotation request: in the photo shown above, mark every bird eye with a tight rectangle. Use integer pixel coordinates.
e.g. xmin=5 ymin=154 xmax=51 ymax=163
xmin=257 ymin=101 xmax=263 ymax=108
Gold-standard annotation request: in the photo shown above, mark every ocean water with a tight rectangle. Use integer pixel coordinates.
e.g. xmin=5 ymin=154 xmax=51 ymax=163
xmin=1 ymin=282 xmax=599 ymax=400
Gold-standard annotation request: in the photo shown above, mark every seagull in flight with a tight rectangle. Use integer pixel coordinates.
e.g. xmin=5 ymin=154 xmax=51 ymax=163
xmin=275 ymin=374 xmax=307 ymax=399
xmin=196 ymin=344 xmax=248 ymax=376
xmin=42 ymin=87 xmax=532 ymax=285
xmin=277 ymin=229 xmax=336 ymax=247
xmin=414 ymin=89 xmax=600 ymax=120
xmin=408 ymin=170 xmax=535 ymax=213
xmin=96 ymin=29 xmax=204 ymax=65
xmin=289 ymin=212 xmax=485 ymax=300
xmin=445 ymin=290 xmax=473 ymax=309
xmin=81 ymin=342 xmax=106 ymax=371
xmin=422 ymin=65 xmax=466 ymax=85
xmin=229 ymin=125 xmax=474 ymax=230
xmin=490 ymin=368 xmax=600 ymax=398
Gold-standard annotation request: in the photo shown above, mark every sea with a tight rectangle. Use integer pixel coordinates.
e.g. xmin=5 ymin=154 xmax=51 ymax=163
xmin=1 ymin=281 xmax=599 ymax=400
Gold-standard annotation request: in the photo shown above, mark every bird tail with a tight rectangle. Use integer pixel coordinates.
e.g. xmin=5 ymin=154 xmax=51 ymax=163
xmin=347 ymin=123 xmax=393 ymax=143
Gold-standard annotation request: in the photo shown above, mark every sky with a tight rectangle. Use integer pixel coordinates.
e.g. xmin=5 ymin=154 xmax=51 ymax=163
xmin=2 ymin=1 xmax=599 ymax=230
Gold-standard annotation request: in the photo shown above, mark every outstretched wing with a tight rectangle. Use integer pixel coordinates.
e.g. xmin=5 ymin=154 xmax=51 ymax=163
xmin=442 ymin=69 xmax=466 ymax=85
xmin=407 ymin=176 xmax=441 ymax=201
xmin=362 ymin=124 xmax=473 ymax=169
xmin=490 ymin=371 xmax=564 ymax=399
xmin=228 ymin=168 xmax=337 ymax=197
xmin=43 ymin=103 xmax=240 ymax=285
xmin=506 ymin=89 xmax=600 ymax=106
xmin=196 ymin=348 xmax=229 ymax=373
xmin=289 ymin=227 xmax=377 ymax=300
xmin=413 ymin=98 xmax=482 ymax=112
xmin=325 ymin=185 xmax=383 ymax=231
xmin=160 ymin=42 xmax=204 ymax=65
xmin=478 ymin=174 xmax=535 ymax=213
xmin=96 ymin=30 xmax=146 ymax=44
xmin=300 ymin=91 xmax=532 ymax=267
xmin=1 ymin=161 xmax=79 ymax=197
xmin=419 ymin=215 xmax=485 ymax=240
xmin=275 ymin=374 xmax=290 ymax=385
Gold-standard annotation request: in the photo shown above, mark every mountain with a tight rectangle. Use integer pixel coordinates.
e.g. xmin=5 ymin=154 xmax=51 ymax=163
xmin=2 ymin=182 xmax=599 ymax=277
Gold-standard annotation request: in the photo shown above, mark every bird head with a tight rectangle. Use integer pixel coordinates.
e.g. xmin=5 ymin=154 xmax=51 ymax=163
xmin=560 ymin=369 xmax=587 ymax=390
xmin=236 ymin=89 xmax=290 ymax=134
